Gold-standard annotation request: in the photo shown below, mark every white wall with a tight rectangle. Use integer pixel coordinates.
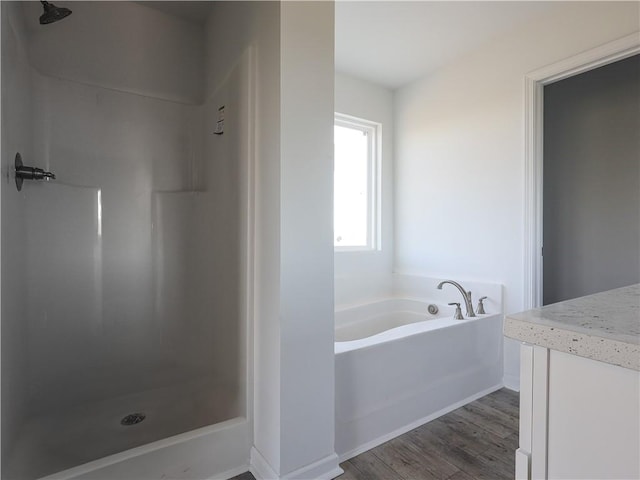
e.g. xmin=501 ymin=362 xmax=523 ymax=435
xmin=1 ymin=2 xmax=31 ymax=471
xmin=279 ymin=2 xmax=337 ymax=476
xmin=393 ymin=2 xmax=640 ymax=389
xmin=334 ymin=73 xmax=394 ymax=307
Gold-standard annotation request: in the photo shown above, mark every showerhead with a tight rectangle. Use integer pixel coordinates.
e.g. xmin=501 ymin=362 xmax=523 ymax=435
xmin=39 ymin=0 xmax=72 ymax=25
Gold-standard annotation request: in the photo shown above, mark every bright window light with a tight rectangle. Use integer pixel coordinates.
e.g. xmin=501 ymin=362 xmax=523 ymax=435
xmin=334 ymin=114 xmax=380 ymax=251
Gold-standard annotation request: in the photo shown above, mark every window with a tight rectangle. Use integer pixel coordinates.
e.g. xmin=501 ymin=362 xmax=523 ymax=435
xmin=334 ymin=113 xmax=381 ymax=251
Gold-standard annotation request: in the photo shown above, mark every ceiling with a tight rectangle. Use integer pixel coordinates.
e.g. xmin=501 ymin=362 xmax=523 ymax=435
xmin=335 ymin=1 xmax=571 ymax=89
xmin=134 ymin=1 xmax=576 ymax=90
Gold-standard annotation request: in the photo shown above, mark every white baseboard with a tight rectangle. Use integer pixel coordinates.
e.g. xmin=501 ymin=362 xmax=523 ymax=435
xmin=338 ymin=383 xmax=503 ymax=462
xmin=250 ymin=447 xmax=279 ymax=480
xmin=250 ymin=448 xmax=343 ymax=480
xmin=281 ymin=453 xmax=342 ymax=480
xmin=503 ymin=374 xmax=520 ymax=392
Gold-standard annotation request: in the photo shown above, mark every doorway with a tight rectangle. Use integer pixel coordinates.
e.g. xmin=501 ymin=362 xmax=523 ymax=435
xmin=542 ymin=54 xmax=640 ymax=305
xmin=523 ymin=34 xmax=640 ymax=309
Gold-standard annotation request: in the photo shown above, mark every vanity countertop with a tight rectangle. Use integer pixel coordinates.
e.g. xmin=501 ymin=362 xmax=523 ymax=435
xmin=504 ymin=284 xmax=640 ymax=370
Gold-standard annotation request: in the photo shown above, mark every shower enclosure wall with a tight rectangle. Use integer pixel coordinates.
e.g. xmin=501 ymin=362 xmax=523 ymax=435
xmin=1 ymin=2 xmax=251 ymax=478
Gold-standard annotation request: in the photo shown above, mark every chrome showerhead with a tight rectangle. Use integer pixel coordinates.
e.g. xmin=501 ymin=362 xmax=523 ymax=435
xmin=39 ymin=0 xmax=72 ymax=25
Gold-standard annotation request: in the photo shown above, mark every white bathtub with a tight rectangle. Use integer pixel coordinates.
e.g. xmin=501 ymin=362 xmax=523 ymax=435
xmin=335 ymin=298 xmax=503 ymax=459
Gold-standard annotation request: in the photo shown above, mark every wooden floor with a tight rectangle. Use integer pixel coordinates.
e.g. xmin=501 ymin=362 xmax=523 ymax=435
xmin=233 ymin=388 xmax=519 ymax=480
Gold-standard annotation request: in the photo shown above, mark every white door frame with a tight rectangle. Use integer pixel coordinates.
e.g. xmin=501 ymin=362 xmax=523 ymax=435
xmin=523 ymin=33 xmax=640 ymax=309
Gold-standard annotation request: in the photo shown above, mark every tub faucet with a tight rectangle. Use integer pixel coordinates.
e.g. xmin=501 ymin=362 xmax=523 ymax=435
xmin=437 ymin=280 xmax=476 ymax=317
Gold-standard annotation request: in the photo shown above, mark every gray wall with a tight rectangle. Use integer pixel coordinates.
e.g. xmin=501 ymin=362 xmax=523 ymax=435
xmin=543 ymin=54 xmax=640 ymax=305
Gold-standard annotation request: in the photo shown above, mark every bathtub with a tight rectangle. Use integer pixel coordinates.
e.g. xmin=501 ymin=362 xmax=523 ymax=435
xmin=335 ymin=298 xmax=503 ymax=459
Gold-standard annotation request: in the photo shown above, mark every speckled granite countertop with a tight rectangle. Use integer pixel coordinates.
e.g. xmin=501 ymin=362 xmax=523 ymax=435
xmin=504 ymin=284 xmax=640 ymax=371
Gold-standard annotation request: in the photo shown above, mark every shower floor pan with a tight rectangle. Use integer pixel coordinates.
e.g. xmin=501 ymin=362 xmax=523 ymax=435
xmin=8 ymin=376 xmax=244 ymax=480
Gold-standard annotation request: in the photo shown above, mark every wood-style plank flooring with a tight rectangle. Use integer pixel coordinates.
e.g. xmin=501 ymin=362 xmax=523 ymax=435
xmin=232 ymin=388 xmax=519 ymax=480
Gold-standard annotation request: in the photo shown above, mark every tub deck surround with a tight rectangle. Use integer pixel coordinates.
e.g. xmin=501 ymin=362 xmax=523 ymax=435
xmin=334 ymin=274 xmax=503 ymax=315
xmin=504 ymin=283 xmax=640 ymax=370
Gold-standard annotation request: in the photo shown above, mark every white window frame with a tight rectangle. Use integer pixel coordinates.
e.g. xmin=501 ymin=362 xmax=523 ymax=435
xmin=334 ymin=113 xmax=382 ymax=252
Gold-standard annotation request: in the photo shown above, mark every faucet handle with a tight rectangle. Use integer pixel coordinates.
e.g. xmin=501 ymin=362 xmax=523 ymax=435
xmin=448 ymin=302 xmax=464 ymax=320
xmin=477 ymin=296 xmax=488 ymax=315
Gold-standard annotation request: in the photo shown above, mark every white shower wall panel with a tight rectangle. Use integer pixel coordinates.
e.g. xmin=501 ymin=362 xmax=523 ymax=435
xmin=25 ymin=73 xmax=210 ymax=414
xmin=1 ymin=1 xmax=33 ymax=468
xmin=22 ymin=1 xmax=204 ymax=104
xmin=202 ymin=56 xmax=249 ymax=395
xmin=152 ymin=192 xmax=226 ymax=374
xmin=25 ymin=184 xmax=102 ymax=413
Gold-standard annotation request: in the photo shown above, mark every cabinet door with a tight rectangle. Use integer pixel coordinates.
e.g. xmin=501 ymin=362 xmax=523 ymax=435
xmin=547 ymin=350 xmax=640 ymax=480
xmin=518 ymin=345 xmax=640 ymax=480
xmin=517 ymin=344 xmax=551 ymax=480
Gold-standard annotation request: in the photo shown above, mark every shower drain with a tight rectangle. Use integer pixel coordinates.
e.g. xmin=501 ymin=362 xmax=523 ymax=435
xmin=120 ymin=413 xmax=146 ymax=426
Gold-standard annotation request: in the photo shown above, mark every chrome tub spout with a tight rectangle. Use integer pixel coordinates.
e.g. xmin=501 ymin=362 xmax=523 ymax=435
xmin=437 ymin=280 xmax=476 ymax=317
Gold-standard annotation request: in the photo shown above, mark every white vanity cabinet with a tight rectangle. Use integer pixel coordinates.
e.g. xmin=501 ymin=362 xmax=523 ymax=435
xmin=505 ymin=285 xmax=640 ymax=480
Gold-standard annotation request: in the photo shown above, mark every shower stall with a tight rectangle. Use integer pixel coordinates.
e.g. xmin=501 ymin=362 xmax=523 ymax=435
xmin=1 ymin=2 xmax=252 ymax=478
